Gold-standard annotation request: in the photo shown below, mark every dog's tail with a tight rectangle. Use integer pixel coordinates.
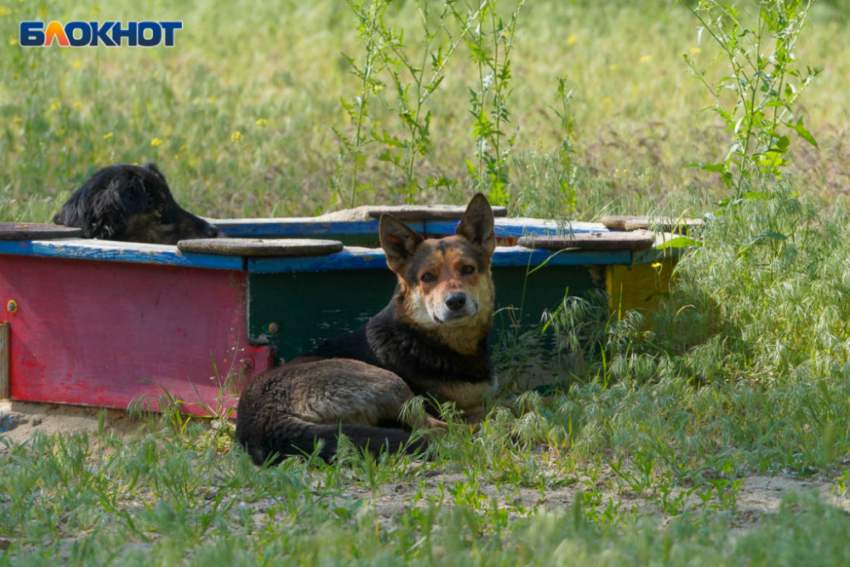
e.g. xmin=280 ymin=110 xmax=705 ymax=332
xmin=235 ymin=415 xmax=428 ymax=466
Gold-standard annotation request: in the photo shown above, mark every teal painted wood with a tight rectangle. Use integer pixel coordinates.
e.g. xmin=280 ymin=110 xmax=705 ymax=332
xmin=0 ymin=239 xmax=244 ymax=270
xmin=247 ymin=263 xmax=599 ymax=363
xmin=247 ymin=246 xmax=633 ymax=274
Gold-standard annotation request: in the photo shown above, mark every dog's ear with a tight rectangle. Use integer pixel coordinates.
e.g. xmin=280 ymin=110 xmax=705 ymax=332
xmin=141 ymin=162 xmax=167 ymax=183
xmin=380 ymin=214 xmax=424 ymax=273
xmin=455 ymin=193 xmax=496 ymax=256
xmin=85 ymin=177 xmax=148 ymax=239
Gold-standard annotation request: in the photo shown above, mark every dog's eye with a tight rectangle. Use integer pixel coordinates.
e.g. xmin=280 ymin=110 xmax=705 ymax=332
xmin=421 ymin=272 xmax=436 ymax=283
xmin=461 ymin=265 xmax=475 ymax=275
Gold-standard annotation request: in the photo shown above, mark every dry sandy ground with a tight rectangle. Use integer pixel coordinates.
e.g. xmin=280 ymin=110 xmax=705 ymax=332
xmin=0 ymin=400 xmax=139 ymax=449
xmin=2 ymin=399 xmax=849 ymax=529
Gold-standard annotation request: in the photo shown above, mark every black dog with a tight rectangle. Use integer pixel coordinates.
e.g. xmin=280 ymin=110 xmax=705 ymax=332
xmin=54 ymin=162 xmax=220 ymax=244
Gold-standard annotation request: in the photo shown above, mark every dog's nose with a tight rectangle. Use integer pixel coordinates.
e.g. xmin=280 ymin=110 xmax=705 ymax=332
xmin=445 ymin=292 xmax=467 ymax=311
xmin=205 ymin=225 xmax=221 ymax=238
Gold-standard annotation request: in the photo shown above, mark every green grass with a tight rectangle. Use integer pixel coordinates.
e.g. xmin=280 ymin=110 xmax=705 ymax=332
xmin=4 ymin=0 xmax=850 ymax=564
xmin=2 ymin=0 xmax=850 ymax=221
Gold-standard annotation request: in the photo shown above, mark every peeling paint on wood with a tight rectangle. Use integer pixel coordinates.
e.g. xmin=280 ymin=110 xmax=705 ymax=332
xmin=0 ymin=255 xmax=273 ymax=413
xmin=0 ymin=239 xmax=243 ymax=270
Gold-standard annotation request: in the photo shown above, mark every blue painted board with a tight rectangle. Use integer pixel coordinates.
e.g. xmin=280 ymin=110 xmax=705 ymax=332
xmin=0 ymin=239 xmax=244 ymax=271
xmin=213 ymin=218 xmax=426 ymax=239
xmin=247 ymin=246 xmax=634 ymax=274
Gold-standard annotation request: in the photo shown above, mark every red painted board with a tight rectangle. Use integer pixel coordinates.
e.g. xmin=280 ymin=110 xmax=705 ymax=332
xmin=0 ymin=255 xmax=273 ymax=415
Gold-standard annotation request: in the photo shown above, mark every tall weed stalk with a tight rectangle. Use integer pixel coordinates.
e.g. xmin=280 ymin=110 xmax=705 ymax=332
xmin=682 ymin=0 xmax=820 ymax=197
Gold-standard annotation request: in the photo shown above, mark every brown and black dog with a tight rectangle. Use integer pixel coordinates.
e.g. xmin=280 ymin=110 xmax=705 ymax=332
xmin=53 ymin=162 xmax=220 ymax=244
xmin=235 ymin=193 xmax=497 ymax=464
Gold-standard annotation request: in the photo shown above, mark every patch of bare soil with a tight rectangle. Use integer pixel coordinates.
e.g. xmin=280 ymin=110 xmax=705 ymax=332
xmin=326 ymin=472 xmax=850 ymax=529
xmin=0 ymin=400 xmax=139 ymax=452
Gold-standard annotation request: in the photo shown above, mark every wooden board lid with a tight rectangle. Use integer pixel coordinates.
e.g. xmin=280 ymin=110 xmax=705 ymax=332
xmin=602 ymin=215 xmax=704 ymax=232
xmin=518 ymin=231 xmax=655 ymax=251
xmin=177 ymin=238 xmax=344 ymax=257
xmin=0 ymin=223 xmax=83 ymax=241
xmin=365 ymin=205 xmax=508 ymax=221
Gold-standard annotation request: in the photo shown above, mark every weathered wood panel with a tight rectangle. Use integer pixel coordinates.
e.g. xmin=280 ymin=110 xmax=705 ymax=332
xmin=178 ymin=238 xmax=343 ymax=257
xmin=606 ymin=257 xmax=676 ymax=318
xmin=518 ymin=231 xmax=654 ymax=251
xmin=0 ymin=223 xmax=82 ymax=240
xmin=0 ymin=255 xmax=273 ymax=413
xmin=248 ymin=263 xmax=599 ymax=363
xmin=0 ymin=239 xmax=243 ymax=270
xmin=602 ymin=215 xmax=704 ymax=233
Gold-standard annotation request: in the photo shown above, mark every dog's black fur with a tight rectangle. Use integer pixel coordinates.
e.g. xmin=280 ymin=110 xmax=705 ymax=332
xmin=54 ymin=162 xmax=220 ymax=244
xmin=310 ymin=302 xmax=494 ymax=403
xmin=235 ymin=194 xmax=498 ymax=465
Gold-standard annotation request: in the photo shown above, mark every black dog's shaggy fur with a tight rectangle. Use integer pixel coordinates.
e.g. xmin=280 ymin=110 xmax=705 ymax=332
xmin=54 ymin=162 xmax=220 ymax=244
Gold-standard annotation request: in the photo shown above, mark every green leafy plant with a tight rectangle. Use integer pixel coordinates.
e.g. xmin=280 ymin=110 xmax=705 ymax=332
xmin=682 ymin=0 xmax=820 ymax=196
xmin=454 ymin=0 xmax=526 ymax=205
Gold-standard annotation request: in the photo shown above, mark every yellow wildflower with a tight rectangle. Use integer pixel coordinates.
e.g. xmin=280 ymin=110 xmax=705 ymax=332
xmin=603 ymin=97 xmax=612 ymax=105
xmin=690 ymin=47 xmax=701 ymax=54
xmin=255 ymin=118 xmax=268 ymax=126
xmin=609 ymin=64 xmax=618 ymax=71
xmin=103 ymin=132 xmax=113 ymax=140
xmin=231 ymin=131 xmax=243 ymax=143
xmin=640 ymin=55 xmax=651 ymax=63
xmin=55 ymin=128 xmax=65 ymax=137
xmin=567 ymin=34 xmax=577 ymax=45
xmin=151 ymin=138 xmax=163 ymax=147
xmin=73 ymin=59 xmax=82 ymax=69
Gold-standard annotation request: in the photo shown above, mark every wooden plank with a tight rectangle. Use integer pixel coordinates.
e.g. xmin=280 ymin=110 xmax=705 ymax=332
xmin=0 ymin=255 xmax=273 ymax=413
xmin=246 ymin=246 xmax=634 ymax=274
xmin=0 ymin=223 xmax=82 ymax=240
xmin=177 ymin=238 xmax=343 ymax=257
xmin=364 ymin=205 xmax=508 ymax=221
xmin=518 ymin=231 xmax=654 ymax=251
xmin=0 ymin=323 xmax=8 ymax=399
xmin=602 ymin=215 xmax=704 ymax=233
xmin=0 ymin=239 xmax=244 ymax=271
